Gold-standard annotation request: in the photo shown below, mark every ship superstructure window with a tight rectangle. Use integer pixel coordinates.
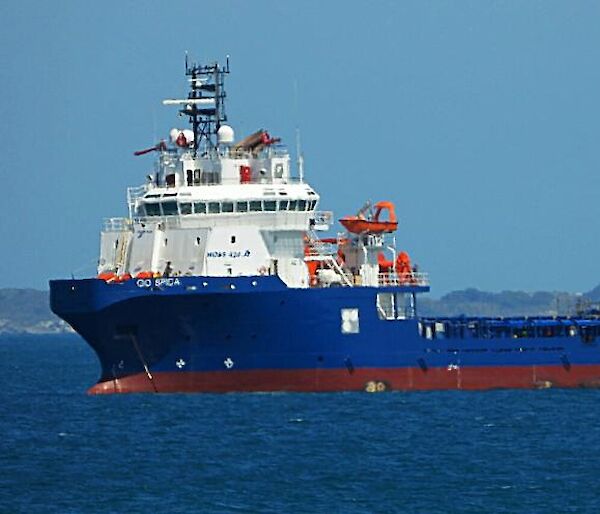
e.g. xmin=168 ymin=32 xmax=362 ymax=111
xmin=376 ymin=293 xmax=416 ymax=320
xmin=175 ymin=199 xmax=313 ymax=215
xmin=202 ymin=171 xmax=219 ymax=184
xmin=145 ymin=203 xmax=161 ymax=216
xmin=162 ymin=201 xmax=178 ymax=216
xmin=397 ymin=293 xmax=416 ymax=319
xmin=341 ymin=308 xmax=360 ymax=334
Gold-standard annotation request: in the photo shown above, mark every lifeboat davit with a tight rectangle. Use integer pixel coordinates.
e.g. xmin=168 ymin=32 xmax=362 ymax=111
xmin=339 ymin=201 xmax=398 ymax=234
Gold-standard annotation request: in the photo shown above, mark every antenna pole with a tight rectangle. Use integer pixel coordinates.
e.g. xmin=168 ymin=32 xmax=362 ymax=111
xmin=296 ymin=127 xmax=304 ymax=183
xmin=293 ymin=79 xmax=304 ymax=182
xmin=164 ymin=57 xmax=230 ymax=156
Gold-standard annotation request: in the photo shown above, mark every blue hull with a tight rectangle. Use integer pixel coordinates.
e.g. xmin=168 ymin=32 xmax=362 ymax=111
xmin=49 ymin=276 xmax=600 ymax=393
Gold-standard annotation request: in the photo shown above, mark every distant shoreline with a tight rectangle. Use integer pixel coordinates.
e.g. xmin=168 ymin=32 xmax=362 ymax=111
xmin=1 ymin=286 xmax=598 ymax=335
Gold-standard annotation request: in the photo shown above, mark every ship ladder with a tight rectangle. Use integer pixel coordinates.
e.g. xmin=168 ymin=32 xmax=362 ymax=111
xmin=324 ymin=255 xmax=353 ymax=287
xmin=115 ymin=233 xmax=130 ymax=275
xmin=306 ymin=229 xmax=353 ymax=287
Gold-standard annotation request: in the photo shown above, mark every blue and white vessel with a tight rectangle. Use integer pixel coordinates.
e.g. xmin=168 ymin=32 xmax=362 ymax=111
xmin=50 ymin=58 xmax=600 ymax=393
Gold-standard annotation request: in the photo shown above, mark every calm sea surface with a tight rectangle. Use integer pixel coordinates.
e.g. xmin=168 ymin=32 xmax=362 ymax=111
xmin=1 ymin=335 xmax=600 ymax=513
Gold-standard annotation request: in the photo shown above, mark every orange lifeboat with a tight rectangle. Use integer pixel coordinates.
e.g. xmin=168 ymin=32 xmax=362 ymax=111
xmin=339 ymin=201 xmax=398 ymax=234
xmin=97 ymin=272 xmax=117 ymax=283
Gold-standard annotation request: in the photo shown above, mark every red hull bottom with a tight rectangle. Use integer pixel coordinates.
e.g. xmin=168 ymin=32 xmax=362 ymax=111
xmin=88 ymin=365 xmax=600 ymax=394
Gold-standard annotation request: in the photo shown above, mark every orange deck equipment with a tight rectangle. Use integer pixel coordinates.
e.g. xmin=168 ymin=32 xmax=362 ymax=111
xmin=340 ymin=201 xmax=398 ymax=234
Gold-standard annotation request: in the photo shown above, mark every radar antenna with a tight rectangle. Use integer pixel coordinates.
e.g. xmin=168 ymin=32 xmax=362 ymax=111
xmin=163 ymin=56 xmax=230 ymax=155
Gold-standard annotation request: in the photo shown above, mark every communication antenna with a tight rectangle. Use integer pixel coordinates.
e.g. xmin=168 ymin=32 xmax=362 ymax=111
xmin=294 ymin=79 xmax=304 ymax=182
xmin=296 ymin=128 xmax=304 ymax=183
xmin=162 ymin=55 xmax=230 ymax=155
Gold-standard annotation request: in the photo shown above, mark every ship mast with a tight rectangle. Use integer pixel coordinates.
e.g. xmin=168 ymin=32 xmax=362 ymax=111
xmin=163 ymin=56 xmax=230 ymax=156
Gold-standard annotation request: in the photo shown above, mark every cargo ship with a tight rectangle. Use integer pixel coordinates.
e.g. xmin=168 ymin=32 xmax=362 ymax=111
xmin=50 ymin=58 xmax=600 ymax=393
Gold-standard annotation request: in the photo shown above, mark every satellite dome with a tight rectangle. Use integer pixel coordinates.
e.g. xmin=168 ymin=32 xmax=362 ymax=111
xmin=169 ymin=128 xmax=180 ymax=143
xmin=217 ymin=125 xmax=235 ymax=145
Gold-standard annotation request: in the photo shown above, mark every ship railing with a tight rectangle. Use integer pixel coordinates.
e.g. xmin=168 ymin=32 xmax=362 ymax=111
xmin=129 ymin=214 xmax=316 ymax=229
xmin=378 ymin=272 xmax=429 ymax=287
xmin=223 ymin=145 xmax=290 ymax=159
xmin=127 ymin=184 xmax=151 ymax=219
xmin=102 ymin=217 xmax=134 ymax=232
xmin=127 ymin=184 xmax=149 ymax=200
xmin=158 ymin=177 xmax=306 ymax=187
xmin=305 ymin=242 xmax=337 ymax=257
xmin=312 ymin=211 xmax=332 ymax=230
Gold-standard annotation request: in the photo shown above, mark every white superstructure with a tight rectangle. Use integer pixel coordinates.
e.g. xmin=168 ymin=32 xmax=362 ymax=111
xmin=97 ymin=59 xmax=428 ymax=290
xmin=100 ymin=143 xmax=328 ymax=288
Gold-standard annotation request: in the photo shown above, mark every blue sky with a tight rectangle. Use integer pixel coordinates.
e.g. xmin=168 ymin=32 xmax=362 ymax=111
xmin=1 ymin=1 xmax=599 ymax=296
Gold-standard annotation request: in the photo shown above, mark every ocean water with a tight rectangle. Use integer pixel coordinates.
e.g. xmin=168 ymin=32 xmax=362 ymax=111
xmin=1 ymin=336 xmax=600 ymax=513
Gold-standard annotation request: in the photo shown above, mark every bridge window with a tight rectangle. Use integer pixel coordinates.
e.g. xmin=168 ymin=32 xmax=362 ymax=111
xmin=179 ymin=202 xmax=192 ymax=215
xmin=194 ymin=202 xmax=206 ymax=214
xmin=279 ymin=200 xmax=289 ymax=210
xmin=208 ymin=202 xmax=221 ymax=214
xmin=144 ymin=203 xmax=160 ymax=216
xmin=236 ymin=201 xmax=248 ymax=212
xmin=289 ymin=200 xmax=298 ymax=210
xmin=250 ymin=201 xmax=262 ymax=212
xmin=298 ymin=200 xmax=307 ymax=211
xmin=222 ymin=202 xmax=234 ymax=213
xmin=264 ymin=200 xmax=277 ymax=211
xmin=161 ymin=201 xmax=178 ymax=216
